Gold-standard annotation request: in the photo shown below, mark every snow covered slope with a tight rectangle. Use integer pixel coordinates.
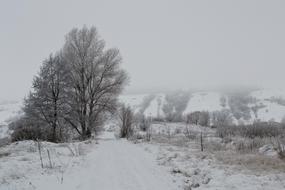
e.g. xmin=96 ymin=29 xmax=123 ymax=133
xmin=120 ymin=89 xmax=285 ymax=123
xmin=250 ymin=89 xmax=285 ymax=122
xmin=183 ymin=92 xmax=224 ymax=114
xmin=1 ymin=88 xmax=285 ymax=138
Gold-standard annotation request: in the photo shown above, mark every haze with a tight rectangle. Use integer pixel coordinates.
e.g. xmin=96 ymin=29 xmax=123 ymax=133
xmin=0 ymin=0 xmax=285 ymax=100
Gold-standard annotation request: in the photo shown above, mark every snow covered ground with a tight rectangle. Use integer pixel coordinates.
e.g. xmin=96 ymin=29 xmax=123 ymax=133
xmin=136 ymin=121 xmax=285 ymax=190
xmin=1 ymin=126 xmax=285 ymax=190
xmin=1 ymin=89 xmax=285 ymax=189
xmin=0 ymin=132 xmax=179 ymax=190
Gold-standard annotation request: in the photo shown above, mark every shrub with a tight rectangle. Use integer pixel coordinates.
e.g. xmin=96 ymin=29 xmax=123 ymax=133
xmin=10 ymin=117 xmax=70 ymax=142
xmin=137 ymin=114 xmax=151 ymax=132
xmin=186 ymin=111 xmax=210 ymax=126
xmin=198 ymin=111 xmax=210 ymax=126
xmin=183 ymin=124 xmax=198 ymax=140
xmin=10 ymin=117 xmax=53 ymax=142
xmin=235 ymin=137 xmax=265 ymax=153
xmin=239 ymin=122 xmax=282 ymax=139
xmin=271 ymin=137 xmax=285 ymax=159
xmin=186 ymin=111 xmax=200 ymax=125
xmin=11 ymin=125 xmax=53 ymax=142
xmin=216 ymin=125 xmax=236 ymax=138
xmin=211 ymin=109 xmax=233 ymax=127
xmin=118 ymin=105 xmax=134 ymax=139
xmin=216 ymin=121 xmax=284 ymax=139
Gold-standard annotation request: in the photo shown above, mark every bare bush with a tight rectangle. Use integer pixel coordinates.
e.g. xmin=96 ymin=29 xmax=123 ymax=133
xmin=118 ymin=105 xmax=134 ymax=139
xmin=134 ymin=113 xmax=152 ymax=141
xmin=239 ymin=122 xmax=282 ymax=139
xmin=186 ymin=111 xmax=210 ymax=126
xmin=136 ymin=114 xmax=151 ymax=132
xmin=271 ymin=137 xmax=285 ymax=159
xmin=10 ymin=118 xmax=54 ymax=142
xmin=211 ymin=109 xmax=233 ymax=127
xmin=198 ymin=111 xmax=210 ymax=126
xmin=183 ymin=124 xmax=197 ymax=141
xmin=145 ymin=127 xmax=152 ymax=142
xmin=216 ymin=122 xmax=284 ymax=139
xmin=235 ymin=137 xmax=266 ymax=153
xmin=165 ymin=124 xmax=172 ymax=141
xmin=216 ymin=125 xmax=235 ymax=138
xmin=186 ymin=111 xmax=200 ymax=125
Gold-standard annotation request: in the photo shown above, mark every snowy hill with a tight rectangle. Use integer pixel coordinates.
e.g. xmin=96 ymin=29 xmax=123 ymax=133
xmin=120 ymin=89 xmax=285 ymax=123
xmin=1 ymin=88 xmax=285 ymax=138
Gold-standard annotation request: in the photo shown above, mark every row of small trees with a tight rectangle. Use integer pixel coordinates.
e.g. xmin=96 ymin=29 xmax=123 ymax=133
xmin=12 ymin=26 xmax=128 ymax=142
xmin=185 ymin=109 xmax=233 ymax=127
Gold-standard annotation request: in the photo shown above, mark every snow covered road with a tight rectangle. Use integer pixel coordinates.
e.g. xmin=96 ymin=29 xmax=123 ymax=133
xmin=25 ymin=133 xmax=179 ymax=190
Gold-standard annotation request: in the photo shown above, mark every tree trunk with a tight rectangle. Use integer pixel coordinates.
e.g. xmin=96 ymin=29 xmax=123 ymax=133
xmin=52 ymin=123 xmax=57 ymax=142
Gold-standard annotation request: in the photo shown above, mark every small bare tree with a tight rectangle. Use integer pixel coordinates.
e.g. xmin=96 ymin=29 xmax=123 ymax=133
xmin=118 ymin=105 xmax=134 ymax=139
xmin=184 ymin=123 xmax=196 ymax=141
xmin=166 ymin=124 xmax=172 ymax=141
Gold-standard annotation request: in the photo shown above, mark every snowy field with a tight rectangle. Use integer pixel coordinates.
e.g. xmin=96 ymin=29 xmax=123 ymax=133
xmin=1 ymin=89 xmax=285 ymax=190
xmin=0 ymin=132 xmax=179 ymax=190
xmin=1 ymin=125 xmax=285 ymax=190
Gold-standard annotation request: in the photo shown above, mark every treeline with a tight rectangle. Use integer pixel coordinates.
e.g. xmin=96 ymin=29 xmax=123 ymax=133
xmin=10 ymin=26 xmax=128 ymax=142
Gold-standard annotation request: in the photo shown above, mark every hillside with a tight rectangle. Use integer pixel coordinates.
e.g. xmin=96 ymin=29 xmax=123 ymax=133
xmin=120 ymin=89 xmax=285 ymax=123
xmin=1 ymin=88 xmax=285 ymax=139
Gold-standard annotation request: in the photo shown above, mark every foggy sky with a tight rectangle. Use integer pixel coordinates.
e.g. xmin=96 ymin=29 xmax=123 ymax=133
xmin=0 ymin=0 xmax=285 ymax=100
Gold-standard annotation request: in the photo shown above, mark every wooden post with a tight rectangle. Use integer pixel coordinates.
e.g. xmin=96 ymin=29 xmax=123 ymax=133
xmin=37 ymin=140 xmax=44 ymax=168
xmin=200 ymin=132 xmax=204 ymax=152
xmin=47 ymin=149 xmax=52 ymax=168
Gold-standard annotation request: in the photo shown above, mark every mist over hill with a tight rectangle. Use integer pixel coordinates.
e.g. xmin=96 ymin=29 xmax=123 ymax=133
xmin=120 ymin=88 xmax=285 ymax=124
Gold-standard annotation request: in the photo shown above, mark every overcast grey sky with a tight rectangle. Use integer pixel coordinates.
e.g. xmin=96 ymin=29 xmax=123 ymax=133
xmin=0 ymin=0 xmax=284 ymax=99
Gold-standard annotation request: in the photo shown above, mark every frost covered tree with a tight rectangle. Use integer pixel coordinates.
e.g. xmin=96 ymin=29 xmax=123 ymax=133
xmin=23 ymin=54 xmax=69 ymax=142
xmin=12 ymin=26 xmax=127 ymax=142
xmin=62 ymin=26 xmax=128 ymax=139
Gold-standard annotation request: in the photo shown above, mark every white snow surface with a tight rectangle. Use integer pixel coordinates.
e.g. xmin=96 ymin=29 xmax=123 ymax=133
xmin=250 ymin=89 xmax=285 ymax=122
xmin=1 ymin=128 xmax=284 ymax=190
xmin=183 ymin=92 xmax=224 ymax=114
xmin=0 ymin=132 xmax=179 ymax=190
